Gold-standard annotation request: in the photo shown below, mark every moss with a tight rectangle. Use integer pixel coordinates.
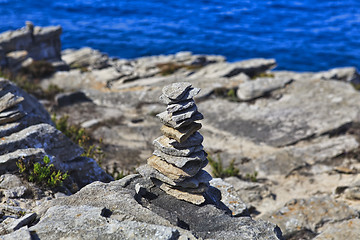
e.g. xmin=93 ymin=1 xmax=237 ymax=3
xmin=251 ymin=72 xmax=275 ymax=80
xmin=352 ymin=83 xmax=360 ymax=91
xmin=157 ymin=62 xmax=203 ymax=76
xmin=213 ymin=87 xmax=239 ymax=102
xmin=20 ymin=60 xmax=55 ymax=78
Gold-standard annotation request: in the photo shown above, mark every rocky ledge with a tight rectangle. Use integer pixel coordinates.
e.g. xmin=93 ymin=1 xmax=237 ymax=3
xmin=1 ymin=23 xmax=360 ymax=239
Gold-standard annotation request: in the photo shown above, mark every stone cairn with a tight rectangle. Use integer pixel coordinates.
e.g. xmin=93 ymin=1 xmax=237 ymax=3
xmin=138 ymin=82 xmax=212 ymax=205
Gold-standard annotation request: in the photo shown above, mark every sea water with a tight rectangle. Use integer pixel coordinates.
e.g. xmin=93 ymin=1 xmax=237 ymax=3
xmin=0 ymin=0 xmax=359 ymax=71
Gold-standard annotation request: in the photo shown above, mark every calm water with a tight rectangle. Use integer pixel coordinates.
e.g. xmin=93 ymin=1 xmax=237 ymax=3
xmin=0 ymin=0 xmax=359 ymax=71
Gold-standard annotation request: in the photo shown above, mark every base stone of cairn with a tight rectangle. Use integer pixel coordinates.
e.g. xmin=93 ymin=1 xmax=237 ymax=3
xmin=138 ymin=82 xmax=212 ymax=205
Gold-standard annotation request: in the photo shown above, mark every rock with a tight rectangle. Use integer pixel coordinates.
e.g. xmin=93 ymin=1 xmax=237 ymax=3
xmin=167 ymin=99 xmax=195 ymax=113
xmin=32 ymin=176 xmax=282 ymax=240
xmin=153 ymin=135 xmax=203 ymax=157
xmin=160 ymin=122 xmax=202 ymax=143
xmin=189 ymin=58 xmax=276 ymax=79
xmin=313 ymin=67 xmax=360 ymax=83
xmin=30 ymin=205 xmax=181 ymax=240
xmin=237 ymin=77 xmax=293 ymax=101
xmin=153 ymin=149 xmax=207 ymax=168
xmin=0 ymin=23 xmax=63 ymax=70
xmin=210 ymin=178 xmax=249 ymax=216
xmin=7 ymin=213 xmax=36 ymax=232
xmin=0 ymin=79 xmax=112 ymax=189
xmin=157 ymin=110 xmax=203 ymax=129
xmin=314 ymin=218 xmax=360 ymax=240
xmin=0 ymin=226 xmax=31 ymax=240
xmin=199 ymin=78 xmax=360 ymax=147
xmin=159 ymin=87 xmax=200 ymax=105
xmin=55 ymin=91 xmax=92 ymax=107
xmin=159 ymin=183 xmax=206 ymax=205
xmin=264 ymin=196 xmax=358 ymax=237
xmin=162 ymin=82 xmax=192 ymax=100
xmin=61 ymin=47 xmax=110 ymax=70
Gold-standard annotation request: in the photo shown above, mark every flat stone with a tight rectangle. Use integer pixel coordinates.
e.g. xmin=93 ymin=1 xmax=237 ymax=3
xmin=159 ymin=87 xmax=200 ymax=104
xmin=237 ymin=77 xmax=293 ymax=101
xmin=264 ymin=196 xmax=358 ymax=237
xmin=161 ymin=122 xmax=202 ymax=143
xmin=160 ymin=183 xmax=206 ymax=205
xmin=153 ymin=149 xmax=207 ymax=168
xmin=168 ymin=131 xmax=203 ymax=148
xmin=167 ymin=99 xmax=195 ymax=113
xmin=314 ymin=219 xmax=360 ymax=240
xmin=147 ymin=155 xmax=201 ymax=181
xmin=7 ymin=213 xmax=37 ymax=232
xmin=0 ymin=92 xmax=24 ymax=112
xmin=157 ymin=110 xmax=203 ymax=129
xmin=162 ymin=82 xmax=192 ymax=100
xmin=170 ymin=182 xmax=210 ymax=194
xmin=171 ymin=104 xmax=198 ymax=123
xmin=153 ymin=135 xmax=203 ymax=157
xmin=0 ymin=108 xmax=25 ymax=124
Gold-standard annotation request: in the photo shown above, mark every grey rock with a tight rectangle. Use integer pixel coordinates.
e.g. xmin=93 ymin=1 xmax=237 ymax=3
xmin=55 ymin=91 xmax=92 ymax=107
xmin=30 ymin=205 xmax=180 ymax=240
xmin=0 ymin=226 xmax=31 ymax=240
xmin=237 ymin=77 xmax=293 ymax=101
xmin=159 ymin=87 xmax=200 ymax=105
xmin=0 ymin=23 xmax=62 ymax=70
xmin=3 ymin=186 xmax=28 ymax=199
xmin=264 ymin=196 xmax=358 ymax=237
xmin=153 ymin=149 xmax=207 ymax=168
xmin=210 ymin=178 xmax=248 ymax=216
xmin=199 ymin=78 xmax=360 ymax=147
xmin=162 ymin=82 xmax=192 ymax=100
xmin=313 ymin=67 xmax=360 ymax=83
xmin=0 ymin=174 xmax=23 ymax=189
xmin=0 ymin=92 xmax=24 ymax=112
xmin=314 ymin=218 xmax=360 ymax=240
xmin=61 ymin=47 xmax=110 ymax=70
xmin=157 ymin=110 xmax=203 ymax=129
xmin=153 ymin=135 xmax=203 ymax=157
xmin=344 ymin=186 xmax=360 ymax=200
xmin=171 ymin=104 xmax=198 ymax=122
xmin=167 ymin=99 xmax=195 ymax=113
xmin=168 ymin=131 xmax=203 ymax=148
xmin=7 ymin=213 xmax=36 ymax=231
xmin=189 ymin=58 xmax=276 ymax=79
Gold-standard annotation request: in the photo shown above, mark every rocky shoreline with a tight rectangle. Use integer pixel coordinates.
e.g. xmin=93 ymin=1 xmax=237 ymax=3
xmin=1 ymin=23 xmax=360 ymax=239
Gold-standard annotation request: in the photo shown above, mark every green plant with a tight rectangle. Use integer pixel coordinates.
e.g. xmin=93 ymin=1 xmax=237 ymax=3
xmin=207 ymin=154 xmax=240 ymax=178
xmin=213 ymin=87 xmax=239 ymax=102
xmin=16 ymin=155 xmax=68 ymax=188
xmin=20 ymin=60 xmax=55 ymax=78
xmin=352 ymin=83 xmax=360 ymax=91
xmin=244 ymin=171 xmax=258 ymax=182
xmin=251 ymin=72 xmax=275 ymax=80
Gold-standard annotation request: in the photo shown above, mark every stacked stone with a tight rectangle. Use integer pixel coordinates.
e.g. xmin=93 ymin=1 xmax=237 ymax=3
xmin=138 ymin=82 xmax=212 ymax=205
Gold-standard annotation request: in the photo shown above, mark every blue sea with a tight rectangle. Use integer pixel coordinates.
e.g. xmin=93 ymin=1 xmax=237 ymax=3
xmin=0 ymin=0 xmax=359 ymax=71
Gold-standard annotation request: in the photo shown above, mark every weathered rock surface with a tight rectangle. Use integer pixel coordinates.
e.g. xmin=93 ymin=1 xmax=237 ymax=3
xmin=263 ymin=196 xmax=358 ymax=238
xmin=0 ymin=79 xmax=112 ymax=188
xmin=0 ymin=22 xmax=65 ymax=70
xmin=314 ymin=218 xmax=360 ymax=240
xmin=31 ymin=175 xmax=283 ymax=240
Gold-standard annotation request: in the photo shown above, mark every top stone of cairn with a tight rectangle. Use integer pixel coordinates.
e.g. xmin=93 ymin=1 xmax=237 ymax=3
xmin=162 ymin=82 xmax=192 ymax=101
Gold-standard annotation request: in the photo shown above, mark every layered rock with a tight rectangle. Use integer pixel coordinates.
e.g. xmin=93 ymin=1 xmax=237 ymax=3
xmin=0 ymin=22 xmax=66 ymax=71
xmin=138 ymin=82 xmax=212 ymax=205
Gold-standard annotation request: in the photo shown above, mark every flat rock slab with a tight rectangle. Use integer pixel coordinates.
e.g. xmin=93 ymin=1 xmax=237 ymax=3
xmin=153 ymin=149 xmax=207 ymax=168
xmin=153 ymin=135 xmax=203 ymax=157
xmin=264 ymin=196 xmax=358 ymax=237
xmin=237 ymin=77 xmax=293 ymax=101
xmin=147 ymin=155 xmax=201 ymax=180
xmin=160 ymin=122 xmax=201 ymax=143
xmin=160 ymin=183 xmax=206 ymax=205
xmin=200 ymin=78 xmax=360 ymax=147
xmin=162 ymin=82 xmax=192 ymax=100
xmin=314 ymin=218 xmax=360 ymax=240
xmin=159 ymin=88 xmax=200 ymax=105
xmin=168 ymin=131 xmax=203 ymax=148
xmin=167 ymin=99 xmax=195 ymax=113
xmin=157 ymin=110 xmax=203 ymax=129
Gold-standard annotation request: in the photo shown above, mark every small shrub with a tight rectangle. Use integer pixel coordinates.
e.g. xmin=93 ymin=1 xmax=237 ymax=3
xmin=207 ymin=154 xmax=240 ymax=178
xmin=16 ymin=155 xmax=68 ymax=188
xmin=244 ymin=171 xmax=258 ymax=182
xmin=213 ymin=87 xmax=239 ymax=102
